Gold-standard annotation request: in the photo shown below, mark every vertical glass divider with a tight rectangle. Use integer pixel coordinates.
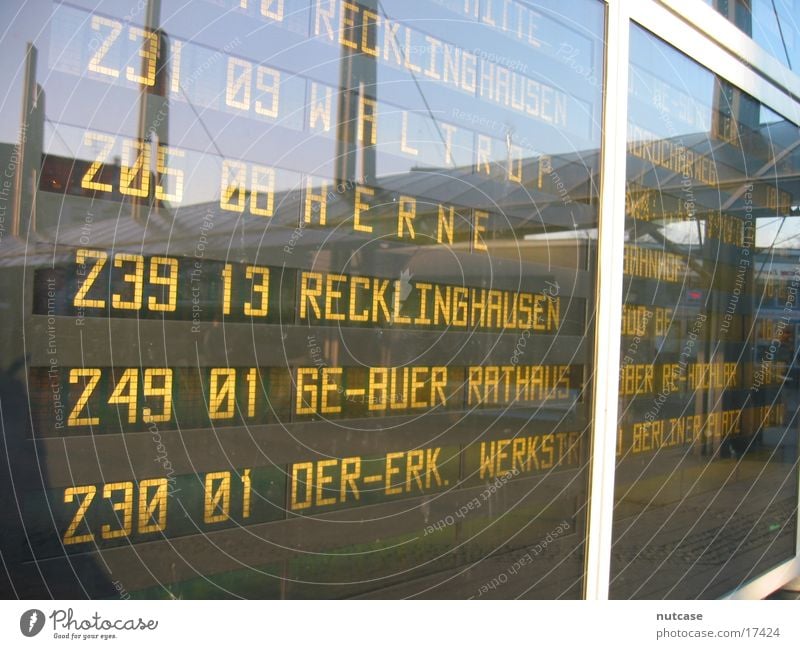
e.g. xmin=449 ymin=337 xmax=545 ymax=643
xmin=583 ymin=0 xmax=630 ymax=600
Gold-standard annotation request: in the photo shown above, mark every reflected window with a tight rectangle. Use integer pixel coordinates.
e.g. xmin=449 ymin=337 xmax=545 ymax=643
xmin=613 ymin=25 xmax=800 ymax=599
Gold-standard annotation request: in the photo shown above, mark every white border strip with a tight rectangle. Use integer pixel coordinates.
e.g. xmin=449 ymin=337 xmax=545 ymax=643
xmin=583 ymin=0 xmax=630 ymax=601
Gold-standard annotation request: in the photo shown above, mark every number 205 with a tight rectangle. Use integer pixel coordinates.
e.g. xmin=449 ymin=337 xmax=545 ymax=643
xmin=81 ymin=132 xmax=183 ymax=202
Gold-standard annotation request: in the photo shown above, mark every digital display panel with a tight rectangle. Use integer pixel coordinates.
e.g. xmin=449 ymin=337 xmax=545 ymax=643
xmin=0 ymin=0 xmax=606 ymax=599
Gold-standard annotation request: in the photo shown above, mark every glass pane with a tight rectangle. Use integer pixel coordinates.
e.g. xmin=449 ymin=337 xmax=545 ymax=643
xmin=0 ymin=0 xmax=604 ymax=598
xmin=613 ymin=24 xmax=800 ymax=599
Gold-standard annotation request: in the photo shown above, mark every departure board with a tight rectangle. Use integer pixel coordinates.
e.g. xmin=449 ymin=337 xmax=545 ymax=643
xmin=0 ymin=0 xmax=605 ymax=599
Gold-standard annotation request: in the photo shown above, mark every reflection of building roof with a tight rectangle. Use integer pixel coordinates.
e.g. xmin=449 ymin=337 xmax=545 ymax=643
xmin=2 ymin=108 xmax=799 ymax=267
xmin=17 ymin=147 xmax=601 ymax=259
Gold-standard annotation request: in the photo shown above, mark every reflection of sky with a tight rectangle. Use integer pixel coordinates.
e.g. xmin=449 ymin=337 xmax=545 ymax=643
xmin=0 ymin=0 xmax=796 ymax=241
xmin=2 ymin=0 xmax=605 ymax=146
xmin=706 ymin=0 xmax=800 ymax=70
xmin=1 ymin=0 xmax=608 ymax=210
xmin=654 ymin=219 xmax=794 ymax=249
xmin=0 ymin=0 xmax=43 ymax=142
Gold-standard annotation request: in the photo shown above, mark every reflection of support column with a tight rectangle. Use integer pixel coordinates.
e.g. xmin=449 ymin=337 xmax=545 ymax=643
xmin=12 ymin=43 xmax=43 ymax=238
xmin=712 ymin=78 xmax=759 ymax=145
xmin=133 ymin=0 xmax=170 ymax=222
xmin=709 ymin=78 xmax=762 ymax=449
xmin=335 ymin=0 xmax=377 ymax=185
xmin=713 ymin=79 xmax=762 ymax=446
xmin=712 ymin=0 xmax=752 ymax=35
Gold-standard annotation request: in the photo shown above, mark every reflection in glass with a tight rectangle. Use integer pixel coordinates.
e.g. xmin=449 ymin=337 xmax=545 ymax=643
xmin=613 ymin=25 xmax=800 ymax=599
xmin=703 ymin=0 xmax=799 ymax=70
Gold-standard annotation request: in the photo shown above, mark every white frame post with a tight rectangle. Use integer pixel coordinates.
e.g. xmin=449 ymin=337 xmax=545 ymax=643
xmin=583 ymin=0 xmax=630 ymax=601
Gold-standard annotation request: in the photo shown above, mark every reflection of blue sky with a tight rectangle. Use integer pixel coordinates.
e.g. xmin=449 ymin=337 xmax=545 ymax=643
xmin=2 ymin=0 xmax=605 ymax=150
xmin=1 ymin=0 xmax=609 ymax=216
xmin=1 ymin=0 xmax=796 ymax=241
xmin=706 ymin=0 xmax=799 ymax=70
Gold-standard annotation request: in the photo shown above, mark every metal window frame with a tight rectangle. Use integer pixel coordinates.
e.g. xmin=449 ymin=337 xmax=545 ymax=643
xmin=585 ymin=0 xmax=800 ymax=600
xmin=659 ymin=0 xmax=800 ymax=101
